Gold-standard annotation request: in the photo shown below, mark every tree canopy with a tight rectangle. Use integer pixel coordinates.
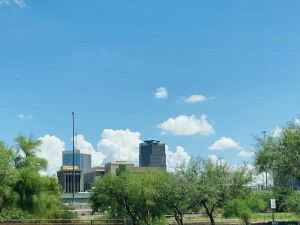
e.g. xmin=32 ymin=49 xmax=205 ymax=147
xmin=254 ymin=121 xmax=300 ymax=188
xmin=0 ymin=135 xmax=64 ymax=219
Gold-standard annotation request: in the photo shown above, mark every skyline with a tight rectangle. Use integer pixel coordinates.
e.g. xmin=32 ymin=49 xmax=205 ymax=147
xmin=1 ymin=0 xmax=300 ymax=179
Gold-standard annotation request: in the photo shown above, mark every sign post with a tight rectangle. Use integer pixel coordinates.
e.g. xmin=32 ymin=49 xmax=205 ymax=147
xmin=270 ymin=199 xmax=276 ymax=223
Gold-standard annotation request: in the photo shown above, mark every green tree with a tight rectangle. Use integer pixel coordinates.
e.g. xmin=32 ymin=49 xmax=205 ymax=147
xmin=223 ymin=194 xmax=265 ymax=225
xmin=187 ymin=159 xmax=253 ymax=225
xmin=0 ymin=142 xmax=16 ymax=213
xmin=254 ymin=121 xmax=300 ymax=188
xmin=0 ymin=135 xmax=62 ymax=219
xmin=90 ymin=169 xmax=166 ymax=225
xmin=155 ymin=171 xmax=194 ymax=225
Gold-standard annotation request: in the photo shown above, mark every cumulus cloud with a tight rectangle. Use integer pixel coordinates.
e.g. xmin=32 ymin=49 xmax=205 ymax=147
xmin=17 ymin=114 xmax=32 ymax=120
xmin=295 ymin=118 xmax=300 ymax=126
xmin=272 ymin=127 xmax=283 ymax=138
xmin=209 ymin=137 xmax=239 ymax=150
xmin=37 ymin=135 xmax=65 ymax=176
xmin=75 ymin=134 xmax=106 ymax=167
xmin=166 ymin=146 xmax=191 ymax=172
xmin=184 ymin=94 xmax=207 ymax=103
xmin=155 ymin=87 xmax=168 ymax=99
xmin=158 ymin=115 xmax=214 ymax=136
xmin=98 ymin=129 xmax=142 ymax=165
xmin=208 ymin=154 xmax=226 ymax=164
xmin=238 ymin=150 xmax=255 ymax=157
xmin=0 ymin=0 xmax=26 ymax=7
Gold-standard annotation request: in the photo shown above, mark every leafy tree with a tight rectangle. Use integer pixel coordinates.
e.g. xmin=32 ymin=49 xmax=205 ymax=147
xmin=187 ymin=159 xmax=253 ymax=225
xmin=0 ymin=142 xmax=16 ymax=213
xmin=254 ymin=121 xmax=300 ymax=188
xmin=90 ymin=169 xmax=166 ymax=225
xmin=0 ymin=135 xmax=62 ymax=219
xmin=223 ymin=194 xmax=265 ymax=225
xmin=155 ymin=171 xmax=194 ymax=225
xmin=285 ymin=191 xmax=300 ymax=214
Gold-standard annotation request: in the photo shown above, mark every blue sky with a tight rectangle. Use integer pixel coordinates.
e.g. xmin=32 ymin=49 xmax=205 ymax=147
xmin=1 ymin=0 xmax=300 ymax=175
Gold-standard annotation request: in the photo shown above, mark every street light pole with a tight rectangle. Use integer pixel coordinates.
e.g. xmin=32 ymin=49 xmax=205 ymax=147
xmin=72 ymin=112 xmax=75 ymax=203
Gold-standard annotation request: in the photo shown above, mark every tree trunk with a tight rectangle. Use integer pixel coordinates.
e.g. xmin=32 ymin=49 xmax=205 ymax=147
xmin=174 ymin=212 xmax=184 ymax=225
xmin=203 ymin=203 xmax=216 ymax=225
xmin=207 ymin=212 xmax=215 ymax=225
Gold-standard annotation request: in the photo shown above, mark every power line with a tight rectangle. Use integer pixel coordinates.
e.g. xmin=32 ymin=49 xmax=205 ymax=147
xmin=42 ymin=2 xmax=300 ymax=17
xmin=7 ymin=23 xmax=300 ymax=42
xmin=2 ymin=39 xmax=300 ymax=56
xmin=1 ymin=63 xmax=300 ymax=81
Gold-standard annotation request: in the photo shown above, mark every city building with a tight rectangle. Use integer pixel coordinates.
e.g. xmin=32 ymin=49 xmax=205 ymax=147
xmin=139 ymin=140 xmax=166 ymax=170
xmin=62 ymin=150 xmax=91 ymax=172
xmin=83 ymin=166 xmax=106 ymax=191
xmin=105 ymin=161 xmax=135 ymax=176
xmin=57 ymin=166 xmax=82 ymax=193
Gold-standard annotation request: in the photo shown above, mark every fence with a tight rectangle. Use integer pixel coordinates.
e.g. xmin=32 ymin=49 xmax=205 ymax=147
xmin=0 ymin=220 xmax=132 ymax=225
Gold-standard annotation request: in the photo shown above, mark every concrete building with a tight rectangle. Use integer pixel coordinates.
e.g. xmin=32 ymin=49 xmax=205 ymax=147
xmin=139 ymin=140 xmax=166 ymax=170
xmin=105 ymin=161 xmax=135 ymax=176
xmin=57 ymin=166 xmax=82 ymax=193
xmin=83 ymin=166 xmax=105 ymax=191
xmin=62 ymin=150 xmax=91 ymax=172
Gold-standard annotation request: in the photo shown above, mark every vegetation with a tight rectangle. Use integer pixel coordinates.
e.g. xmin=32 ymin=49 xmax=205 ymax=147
xmin=223 ymin=194 xmax=265 ymax=225
xmin=0 ymin=135 xmax=67 ymax=219
xmin=254 ymin=121 xmax=300 ymax=188
xmin=90 ymin=159 xmax=253 ymax=225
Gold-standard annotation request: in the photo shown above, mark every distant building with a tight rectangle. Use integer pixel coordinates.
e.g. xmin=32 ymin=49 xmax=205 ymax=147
xmin=62 ymin=150 xmax=91 ymax=172
xmin=57 ymin=166 xmax=82 ymax=193
xmin=139 ymin=140 xmax=166 ymax=170
xmin=83 ymin=166 xmax=105 ymax=191
xmin=105 ymin=161 xmax=135 ymax=176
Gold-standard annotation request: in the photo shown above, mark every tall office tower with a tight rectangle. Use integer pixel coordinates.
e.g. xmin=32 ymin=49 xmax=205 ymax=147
xmin=62 ymin=150 xmax=91 ymax=172
xmin=139 ymin=140 xmax=166 ymax=170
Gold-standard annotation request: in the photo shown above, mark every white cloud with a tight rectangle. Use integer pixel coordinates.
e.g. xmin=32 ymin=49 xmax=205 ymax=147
xmin=295 ymin=118 xmax=300 ymax=126
xmin=155 ymin=87 xmax=168 ymax=99
xmin=98 ymin=129 xmax=142 ymax=165
xmin=238 ymin=150 xmax=255 ymax=157
xmin=0 ymin=0 xmax=26 ymax=7
xmin=37 ymin=135 xmax=65 ymax=176
xmin=272 ymin=127 xmax=283 ymax=138
xmin=75 ymin=134 xmax=106 ymax=167
xmin=208 ymin=155 xmax=226 ymax=164
xmin=17 ymin=114 xmax=32 ymax=120
xmin=184 ymin=94 xmax=207 ymax=103
xmin=209 ymin=137 xmax=239 ymax=150
xmin=158 ymin=115 xmax=214 ymax=136
xmin=166 ymin=146 xmax=191 ymax=172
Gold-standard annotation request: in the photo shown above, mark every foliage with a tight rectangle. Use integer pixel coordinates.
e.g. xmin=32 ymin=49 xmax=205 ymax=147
xmin=186 ymin=158 xmax=253 ymax=225
xmin=0 ymin=135 xmax=63 ymax=219
xmin=0 ymin=142 xmax=16 ymax=213
xmin=90 ymin=169 xmax=167 ymax=225
xmin=154 ymin=169 xmax=194 ymax=225
xmin=223 ymin=194 xmax=265 ymax=225
xmin=254 ymin=121 xmax=300 ymax=188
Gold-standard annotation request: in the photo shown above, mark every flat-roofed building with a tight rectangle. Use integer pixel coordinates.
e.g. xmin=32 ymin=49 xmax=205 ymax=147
xmin=83 ymin=166 xmax=106 ymax=191
xmin=57 ymin=166 xmax=82 ymax=193
xmin=105 ymin=161 xmax=135 ymax=176
xmin=62 ymin=150 xmax=91 ymax=172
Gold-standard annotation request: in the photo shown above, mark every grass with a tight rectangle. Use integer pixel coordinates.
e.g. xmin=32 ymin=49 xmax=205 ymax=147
xmin=165 ymin=213 xmax=300 ymax=224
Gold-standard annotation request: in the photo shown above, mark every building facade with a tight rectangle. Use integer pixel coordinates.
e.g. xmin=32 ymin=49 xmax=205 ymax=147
xmin=105 ymin=161 xmax=135 ymax=176
xmin=139 ymin=140 xmax=166 ymax=170
xmin=57 ymin=166 xmax=82 ymax=193
xmin=83 ymin=166 xmax=106 ymax=191
xmin=62 ymin=150 xmax=91 ymax=172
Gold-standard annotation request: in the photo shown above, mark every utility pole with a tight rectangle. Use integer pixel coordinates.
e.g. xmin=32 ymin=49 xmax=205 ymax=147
xmin=262 ymin=130 xmax=267 ymax=189
xmin=72 ymin=112 xmax=75 ymax=203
